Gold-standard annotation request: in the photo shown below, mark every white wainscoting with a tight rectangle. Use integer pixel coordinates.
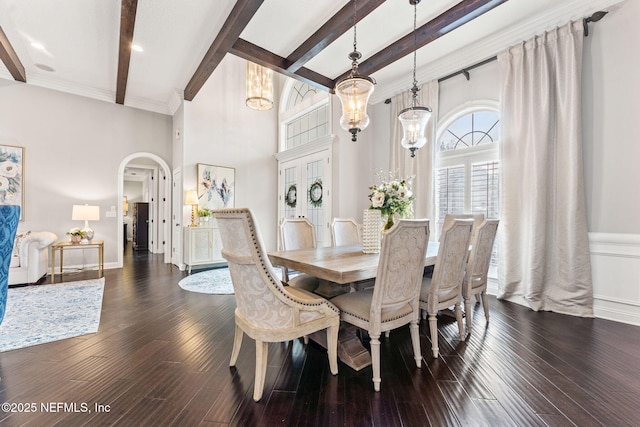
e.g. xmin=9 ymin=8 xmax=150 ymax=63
xmin=485 ymin=233 xmax=640 ymax=326
xmin=589 ymin=233 xmax=640 ymax=326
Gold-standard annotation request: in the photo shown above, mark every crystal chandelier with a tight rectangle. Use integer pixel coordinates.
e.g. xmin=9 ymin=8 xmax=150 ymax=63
xmin=246 ymin=61 xmax=274 ymax=111
xmin=399 ymin=0 xmax=432 ymax=158
xmin=335 ymin=0 xmax=375 ymax=142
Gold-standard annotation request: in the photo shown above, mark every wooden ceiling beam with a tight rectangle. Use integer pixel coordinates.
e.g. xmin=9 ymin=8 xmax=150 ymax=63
xmin=184 ymin=0 xmax=265 ymax=101
xmin=230 ymin=38 xmax=334 ymax=92
xmin=285 ymin=0 xmax=387 ymax=73
xmin=332 ymin=0 xmax=509 ymax=84
xmin=0 ymin=26 xmax=26 ymax=82
xmin=115 ymin=0 xmax=138 ymax=105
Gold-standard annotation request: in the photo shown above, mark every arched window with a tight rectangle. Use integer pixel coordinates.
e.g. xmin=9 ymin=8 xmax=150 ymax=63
xmin=435 ymin=101 xmax=500 ymax=239
xmin=281 ymin=82 xmax=330 ymax=151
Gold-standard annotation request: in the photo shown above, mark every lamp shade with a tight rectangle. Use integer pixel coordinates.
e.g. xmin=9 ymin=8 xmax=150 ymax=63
xmin=335 ymin=75 xmax=375 ymax=141
xmin=246 ymin=62 xmax=274 ymax=111
xmin=184 ymin=190 xmax=198 ymax=205
xmin=399 ymin=106 xmax=431 ymax=157
xmin=72 ymin=205 xmax=100 ymax=221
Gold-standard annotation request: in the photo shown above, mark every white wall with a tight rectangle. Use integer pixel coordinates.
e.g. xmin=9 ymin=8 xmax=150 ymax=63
xmin=582 ymin=0 xmax=640 ymax=324
xmin=0 ymin=81 xmax=173 ymax=267
xmin=181 ymin=54 xmax=280 ymax=250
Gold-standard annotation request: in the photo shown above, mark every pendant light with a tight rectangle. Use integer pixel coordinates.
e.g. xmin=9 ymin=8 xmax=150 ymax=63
xmin=335 ymin=0 xmax=375 ymax=142
xmin=246 ymin=61 xmax=274 ymax=111
xmin=399 ymin=0 xmax=432 ymax=158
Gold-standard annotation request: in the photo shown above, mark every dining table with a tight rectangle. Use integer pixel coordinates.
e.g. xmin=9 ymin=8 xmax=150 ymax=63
xmin=268 ymin=241 xmax=440 ymax=371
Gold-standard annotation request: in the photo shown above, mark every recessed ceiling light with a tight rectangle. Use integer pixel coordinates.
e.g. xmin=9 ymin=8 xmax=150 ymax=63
xmin=35 ymin=63 xmax=55 ymax=72
xmin=131 ymin=44 xmax=143 ymax=52
xmin=31 ymin=42 xmax=45 ymax=50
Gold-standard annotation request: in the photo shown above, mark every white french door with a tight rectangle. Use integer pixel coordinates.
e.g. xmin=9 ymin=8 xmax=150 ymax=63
xmin=278 ymin=149 xmax=332 ymax=248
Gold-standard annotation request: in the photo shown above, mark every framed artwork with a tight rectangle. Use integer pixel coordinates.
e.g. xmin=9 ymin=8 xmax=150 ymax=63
xmin=197 ymin=163 xmax=235 ymax=210
xmin=0 ymin=144 xmax=24 ymax=219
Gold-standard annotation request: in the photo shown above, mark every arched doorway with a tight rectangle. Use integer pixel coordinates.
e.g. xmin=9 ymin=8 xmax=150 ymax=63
xmin=117 ymin=153 xmax=172 ymax=268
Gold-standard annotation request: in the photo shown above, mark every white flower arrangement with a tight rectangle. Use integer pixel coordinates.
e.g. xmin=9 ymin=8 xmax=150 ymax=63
xmin=368 ymin=171 xmax=415 ymax=226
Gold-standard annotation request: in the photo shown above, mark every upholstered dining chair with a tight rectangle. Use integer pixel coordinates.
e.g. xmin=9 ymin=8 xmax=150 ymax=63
xmin=279 ymin=217 xmax=320 ymax=292
xmin=331 ymin=219 xmax=430 ymax=392
xmin=213 ymin=208 xmax=339 ymax=402
xmin=440 ymin=213 xmax=484 ymax=243
xmin=330 ymin=217 xmax=361 ymax=246
xmin=0 ymin=205 xmax=21 ymax=326
xmin=420 ymin=219 xmax=473 ymax=358
xmin=462 ymin=219 xmax=499 ymax=333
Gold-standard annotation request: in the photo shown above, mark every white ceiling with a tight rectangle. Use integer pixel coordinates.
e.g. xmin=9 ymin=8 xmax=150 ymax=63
xmin=0 ymin=0 xmax=624 ymax=116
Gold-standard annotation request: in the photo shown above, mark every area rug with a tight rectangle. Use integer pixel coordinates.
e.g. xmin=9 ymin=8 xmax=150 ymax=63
xmin=178 ymin=268 xmax=284 ymax=294
xmin=178 ymin=268 xmax=235 ymax=294
xmin=0 ymin=278 xmax=105 ymax=352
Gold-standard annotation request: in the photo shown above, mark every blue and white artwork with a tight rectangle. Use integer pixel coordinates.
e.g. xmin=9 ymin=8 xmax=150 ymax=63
xmin=197 ymin=164 xmax=235 ymax=210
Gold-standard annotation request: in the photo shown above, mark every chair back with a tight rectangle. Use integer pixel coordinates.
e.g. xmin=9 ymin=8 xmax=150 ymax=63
xmin=371 ymin=220 xmax=430 ymax=324
xmin=463 ymin=219 xmax=499 ymax=294
xmin=214 ymin=208 xmax=301 ymax=329
xmin=425 ymin=219 xmax=473 ymax=313
xmin=0 ymin=205 xmax=21 ymax=325
xmin=331 ymin=218 xmax=361 ymax=246
xmin=440 ymin=213 xmax=484 ymax=243
xmin=280 ymin=217 xmax=316 ymax=251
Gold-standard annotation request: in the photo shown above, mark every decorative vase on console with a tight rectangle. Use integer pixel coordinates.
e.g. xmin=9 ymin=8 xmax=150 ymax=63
xmin=67 ymin=228 xmax=85 ymax=244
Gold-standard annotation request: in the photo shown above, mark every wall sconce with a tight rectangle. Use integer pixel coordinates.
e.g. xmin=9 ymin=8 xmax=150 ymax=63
xmin=184 ymin=190 xmax=199 ymax=227
xmin=123 ymin=196 xmax=129 ymax=215
xmin=72 ymin=204 xmax=100 ymax=242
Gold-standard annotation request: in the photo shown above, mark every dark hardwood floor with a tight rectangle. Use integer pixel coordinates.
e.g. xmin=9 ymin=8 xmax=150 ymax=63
xmin=1 ymin=249 xmax=639 ymax=426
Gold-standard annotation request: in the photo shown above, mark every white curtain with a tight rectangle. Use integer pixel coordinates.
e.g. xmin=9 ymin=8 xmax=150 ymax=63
xmin=389 ymin=80 xmax=439 ymax=221
xmin=497 ymin=21 xmax=593 ymax=317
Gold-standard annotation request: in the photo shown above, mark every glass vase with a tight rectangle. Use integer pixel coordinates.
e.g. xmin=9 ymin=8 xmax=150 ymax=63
xmin=382 ymin=214 xmax=395 ymax=232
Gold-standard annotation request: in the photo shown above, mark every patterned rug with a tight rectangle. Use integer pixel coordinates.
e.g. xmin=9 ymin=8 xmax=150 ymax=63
xmin=0 ymin=278 xmax=105 ymax=352
xmin=178 ymin=267 xmax=284 ymax=294
xmin=178 ymin=268 xmax=235 ymax=294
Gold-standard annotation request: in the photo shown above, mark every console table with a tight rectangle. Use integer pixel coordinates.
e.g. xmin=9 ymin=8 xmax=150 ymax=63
xmin=50 ymin=240 xmax=104 ymax=283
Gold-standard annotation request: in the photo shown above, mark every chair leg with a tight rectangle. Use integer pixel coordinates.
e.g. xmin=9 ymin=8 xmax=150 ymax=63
xmin=253 ymin=340 xmax=268 ymax=402
xmin=464 ymin=296 xmax=472 ymax=333
xmin=410 ymin=321 xmax=422 ymax=368
xmin=370 ymin=333 xmax=381 ymax=391
xmin=230 ymin=324 xmax=244 ymax=367
xmin=481 ymin=291 xmax=490 ymax=323
xmin=428 ymin=313 xmax=439 ymax=358
xmin=326 ymin=323 xmax=339 ymax=375
xmin=455 ymin=303 xmax=465 ymax=340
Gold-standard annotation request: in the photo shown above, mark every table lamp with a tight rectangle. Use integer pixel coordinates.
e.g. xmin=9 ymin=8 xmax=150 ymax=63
xmin=72 ymin=204 xmax=100 ymax=242
xmin=184 ymin=190 xmax=199 ymax=227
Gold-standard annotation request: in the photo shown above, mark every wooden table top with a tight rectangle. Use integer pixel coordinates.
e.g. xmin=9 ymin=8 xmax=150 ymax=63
xmin=268 ymin=242 xmax=439 ymax=285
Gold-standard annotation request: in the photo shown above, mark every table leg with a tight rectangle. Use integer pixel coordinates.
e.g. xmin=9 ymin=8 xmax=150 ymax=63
xmin=50 ymin=247 xmax=55 ymax=284
xmin=99 ymin=243 xmax=104 ymax=277
xmin=306 ymin=323 xmax=372 ymax=371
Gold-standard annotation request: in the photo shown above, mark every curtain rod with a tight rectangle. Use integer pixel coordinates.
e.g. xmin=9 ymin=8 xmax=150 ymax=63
xmin=438 ymin=55 xmax=497 ymax=84
xmin=384 ymin=10 xmax=608 ymax=104
xmin=383 ymin=55 xmax=496 ymax=104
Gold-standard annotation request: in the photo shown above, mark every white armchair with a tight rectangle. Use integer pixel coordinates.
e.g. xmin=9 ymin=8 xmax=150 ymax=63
xmin=9 ymin=231 xmax=57 ymax=286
